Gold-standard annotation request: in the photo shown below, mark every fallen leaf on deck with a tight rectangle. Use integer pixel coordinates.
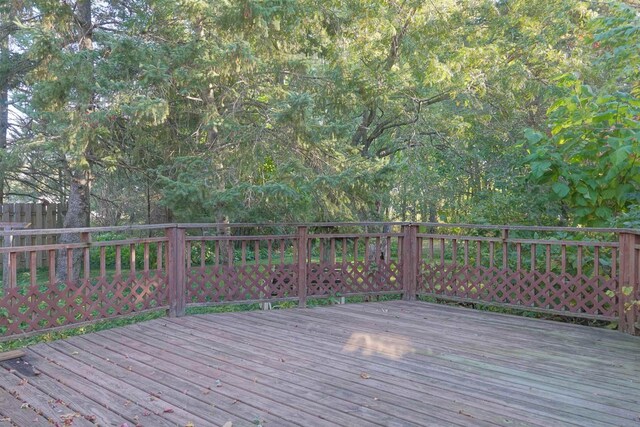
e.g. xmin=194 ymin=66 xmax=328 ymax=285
xmin=120 ymin=423 xmax=130 ymax=427
xmin=222 ymin=422 xmax=233 ymax=427
xmin=185 ymin=422 xmax=195 ymax=427
xmin=458 ymin=410 xmax=472 ymax=418
xmin=163 ymin=408 xmax=174 ymax=413
xmin=360 ymin=372 xmax=371 ymax=379
xmin=215 ymin=379 xmax=222 ymax=387
xmin=20 ymin=403 xmax=29 ymax=409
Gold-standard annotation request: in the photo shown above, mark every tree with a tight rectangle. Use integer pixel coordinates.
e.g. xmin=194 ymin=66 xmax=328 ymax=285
xmin=526 ymin=3 xmax=640 ymax=226
xmin=5 ymin=0 xmax=633 ymax=233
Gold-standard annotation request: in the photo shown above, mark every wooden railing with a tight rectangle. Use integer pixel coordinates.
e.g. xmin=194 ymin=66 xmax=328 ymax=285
xmin=0 ymin=222 xmax=638 ymax=340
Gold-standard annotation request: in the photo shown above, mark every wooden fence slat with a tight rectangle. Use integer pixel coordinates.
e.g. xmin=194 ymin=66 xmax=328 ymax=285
xmin=144 ymin=243 xmax=150 ymax=272
xmin=24 ymin=204 xmax=32 ymax=269
xmin=100 ymin=247 xmax=106 ymax=277
xmin=29 ymin=251 xmax=37 ymax=287
xmin=130 ymin=243 xmax=136 ymax=274
xmin=530 ymin=244 xmax=536 ymax=272
xmin=48 ymin=249 xmax=55 ymax=286
xmin=115 ymin=245 xmax=122 ymax=276
xmin=35 ymin=204 xmax=44 ymax=267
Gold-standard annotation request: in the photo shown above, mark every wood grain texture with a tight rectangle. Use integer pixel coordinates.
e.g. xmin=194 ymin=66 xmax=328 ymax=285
xmin=1 ymin=301 xmax=639 ymax=426
xmin=0 ymin=350 xmax=24 ymax=362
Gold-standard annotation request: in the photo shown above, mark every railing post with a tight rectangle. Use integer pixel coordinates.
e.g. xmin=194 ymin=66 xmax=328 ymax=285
xmin=166 ymin=226 xmax=186 ymax=317
xmin=402 ymin=224 xmax=418 ymax=301
xmin=618 ymin=232 xmax=639 ymax=335
xmin=297 ymin=226 xmax=308 ymax=308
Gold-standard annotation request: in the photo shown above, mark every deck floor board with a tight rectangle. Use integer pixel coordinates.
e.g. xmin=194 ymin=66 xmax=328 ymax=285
xmin=1 ymin=301 xmax=639 ymax=426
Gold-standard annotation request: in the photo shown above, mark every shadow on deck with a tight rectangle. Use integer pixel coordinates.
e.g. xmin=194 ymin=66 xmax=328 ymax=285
xmin=1 ymin=301 xmax=639 ymax=426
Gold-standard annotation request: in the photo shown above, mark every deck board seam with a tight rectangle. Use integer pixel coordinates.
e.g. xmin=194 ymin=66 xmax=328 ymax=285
xmin=185 ymin=312 xmax=640 ymax=420
xmin=220 ymin=310 xmax=640 ymax=400
xmin=174 ymin=316 xmax=627 ymax=425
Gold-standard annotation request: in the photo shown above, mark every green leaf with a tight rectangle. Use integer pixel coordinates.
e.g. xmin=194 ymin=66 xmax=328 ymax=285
xmin=531 ymin=161 xmax=552 ymax=179
xmin=612 ymin=146 xmax=631 ymax=168
xmin=524 ymin=128 xmax=544 ymax=144
xmin=551 ymin=182 xmax=570 ymax=198
xmin=595 ymin=206 xmax=613 ymax=219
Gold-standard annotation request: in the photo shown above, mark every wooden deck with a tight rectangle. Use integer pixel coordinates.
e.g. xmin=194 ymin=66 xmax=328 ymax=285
xmin=1 ymin=301 xmax=639 ymax=427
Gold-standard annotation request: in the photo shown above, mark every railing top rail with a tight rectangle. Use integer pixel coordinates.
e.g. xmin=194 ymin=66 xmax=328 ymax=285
xmin=177 ymin=222 xmax=409 ymax=229
xmin=0 ymin=223 xmax=175 ymax=237
xmin=0 ymin=222 xmax=406 ymax=236
xmin=148 ymin=222 xmax=640 ymax=234
xmin=412 ymin=222 xmax=637 ymax=234
xmin=0 ymin=221 xmax=636 ymax=236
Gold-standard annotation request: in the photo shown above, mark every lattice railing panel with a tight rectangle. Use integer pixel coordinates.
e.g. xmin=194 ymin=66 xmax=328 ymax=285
xmin=306 ymin=261 xmax=402 ymax=296
xmin=418 ymin=263 xmax=618 ymax=317
xmin=186 ymin=264 xmax=298 ymax=303
xmin=0 ymin=271 xmax=168 ymax=336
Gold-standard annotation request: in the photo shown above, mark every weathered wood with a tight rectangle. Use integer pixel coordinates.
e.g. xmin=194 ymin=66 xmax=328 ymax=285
xmin=297 ymin=226 xmax=308 ymax=307
xmin=401 ymin=225 xmax=417 ymax=301
xmin=0 ymin=222 xmax=638 ymax=339
xmin=0 ymin=349 xmax=25 ymax=362
xmin=619 ymin=232 xmax=640 ymax=335
xmin=2 ymin=302 xmax=639 ymax=427
xmin=26 ymin=346 xmax=183 ymax=426
xmin=0 ymin=371 xmax=95 ymax=427
xmin=192 ymin=310 xmax=637 ymax=425
xmin=166 ymin=227 xmax=186 ymax=317
xmin=0 ymin=387 xmax=52 ymax=426
xmin=122 ymin=321 xmax=492 ymax=426
xmin=501 ymin=228 xmax=509 ymax=268
xmin=70 ymin=335 xmax=297 ymax=426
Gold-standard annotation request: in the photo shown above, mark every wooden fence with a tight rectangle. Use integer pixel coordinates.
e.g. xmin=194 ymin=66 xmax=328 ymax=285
xmin=0 ymin=203 xmax=65 ymax=270
xmin=0 ymin=222 xmax=638 ymax=340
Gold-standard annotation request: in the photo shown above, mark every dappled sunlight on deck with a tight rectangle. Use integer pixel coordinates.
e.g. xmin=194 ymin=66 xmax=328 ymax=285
xmin=342 ymin=332 xmax=415 ymax=360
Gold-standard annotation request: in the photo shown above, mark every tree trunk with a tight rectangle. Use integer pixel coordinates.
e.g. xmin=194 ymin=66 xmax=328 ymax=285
xmin=0 ymin=5 xmax=14 ymax=204
xmin=0 ymin=77 xmax=7 ymax=205
xmin=56 ymin=168 xmax=91 ymax=282
xmin=56 ymin=0 xmax=93 ymax=283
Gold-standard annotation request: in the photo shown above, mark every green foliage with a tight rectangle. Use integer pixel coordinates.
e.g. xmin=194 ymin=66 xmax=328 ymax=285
xmin=526 ymin=3 xmax=640 ymax=226
xmin=5 ymin=0 xmax=636 ymax=229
